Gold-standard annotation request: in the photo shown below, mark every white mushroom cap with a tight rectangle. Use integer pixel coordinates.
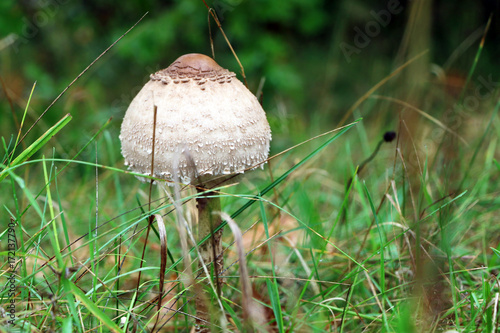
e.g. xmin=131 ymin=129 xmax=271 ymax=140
xmin=119 ymin=53 xmax=272 ymax=185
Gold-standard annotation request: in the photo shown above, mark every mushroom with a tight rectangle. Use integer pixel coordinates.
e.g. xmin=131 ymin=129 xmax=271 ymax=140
xmin=119 ymin=53 xmax=271 ymax=331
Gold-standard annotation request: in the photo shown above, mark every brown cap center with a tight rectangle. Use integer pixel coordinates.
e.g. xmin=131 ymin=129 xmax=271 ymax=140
xmin=150 ymin=53 xmax=235 ymax=84
xmin=166 ymin=53 xmax=226 ymax=77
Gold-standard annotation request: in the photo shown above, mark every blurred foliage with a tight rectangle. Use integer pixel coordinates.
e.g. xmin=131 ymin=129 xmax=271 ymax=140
xmin=0 ymin=0 xmax=498 ymax=156
xmin=1 ymin=2 xmax=500 ymax=330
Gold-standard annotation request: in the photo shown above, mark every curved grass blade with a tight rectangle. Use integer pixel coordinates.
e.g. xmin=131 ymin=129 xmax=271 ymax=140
xmin=222 ymin=211 xmax=258 ymax=331
xmin=65 ymin=278 xmax=123 ymax=332
xmin=5 ymin=82 xmax=36 ymax=165
xmin=458 ymin=14 xmax=492 ymax=103
xmin=0 ymin=113 xmax=72 ymax=182
xmin=151 ymin=214 xmax=168 ymax=332
xmin=61 ymin=277 xmax=83 ymax=333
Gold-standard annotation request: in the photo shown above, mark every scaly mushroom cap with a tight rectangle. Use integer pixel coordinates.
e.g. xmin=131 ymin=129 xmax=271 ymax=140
xmin=119 ymin=53 xmax=272 ymax=185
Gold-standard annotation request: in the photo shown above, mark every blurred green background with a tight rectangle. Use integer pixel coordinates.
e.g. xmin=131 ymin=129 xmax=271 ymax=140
xmin=1 ymin=2 xmax=500 ymax=331
xmin=1 ymin=0 xmax=498 ymax=158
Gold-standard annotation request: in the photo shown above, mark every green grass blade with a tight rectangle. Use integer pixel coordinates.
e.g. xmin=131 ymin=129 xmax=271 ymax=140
xmin=458 ymin=15 xmax=492 ymax=103
xmin=206 ymin=120 xmax=359 ymax=245
xmin=340 ymin=273 xmax=359 ymax=333
xmin=61 ymin=276 xmax=83 ymax=333
xmin=361 ymin=181 xmax=389 ymax=331
xmin=9 ymin=82 xmax=36 ymax=164
xmin=65 ymin=278 xmax=123 ymax=333
xmin=260 ymin=200 xmax=284 ymax=333
xmin=0 ymin=113 xmax=72 ymax=182
xmin=42 ymin=156 xmax=63 ymax=268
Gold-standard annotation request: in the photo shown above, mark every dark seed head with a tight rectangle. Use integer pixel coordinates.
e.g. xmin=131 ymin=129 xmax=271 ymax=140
xmin=383 ymin=131 xmax=397 ymax=142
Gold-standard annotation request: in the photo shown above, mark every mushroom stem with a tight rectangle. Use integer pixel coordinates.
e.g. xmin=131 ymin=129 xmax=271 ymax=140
xmin=195 ymin=188 xmax=223 ymax=332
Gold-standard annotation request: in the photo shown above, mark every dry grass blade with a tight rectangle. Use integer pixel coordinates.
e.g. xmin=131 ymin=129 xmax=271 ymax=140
xmin=459 ymin=14 xmax=492 ymax=102
xmin=2 ymin=81 xmax=35 ymax=166
xmin=14 ymin=12 xmax=148 ymax=151
xmin=220 ymin=212 xmax=261 ymax=331
xmin=363 ymin=270 xmax=384 ymax=313
xmin=159 ymin=181 xmax=193 ymax=283
xmin=337 ymin=50 xmax=428 ymax=127
xmin=0 ymin=74 xmax=18 ymax=129
xmin=157 ymin=214 xmax=169 ymax=295
xmin=148 ymin=104 xmax=158 ymax=211
xmin=492 ymin=292 xmax=499 ymax=332
xmin=128 ymin=100 xmax=158 ymax=332
xmin=201 ymin=1 xmax=248 ymax=87
xmin=371 ymin=95 xmax=468 ymax=145
xmin=282 ymin=236 xmax=320 ymax=294
xmin=163 ymin=156 xmax=227 ymax=332
xmin=151 ymin=213 xmax=168 ymax=332
xmin=443 ymin=26 xmax=484 ymax=70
